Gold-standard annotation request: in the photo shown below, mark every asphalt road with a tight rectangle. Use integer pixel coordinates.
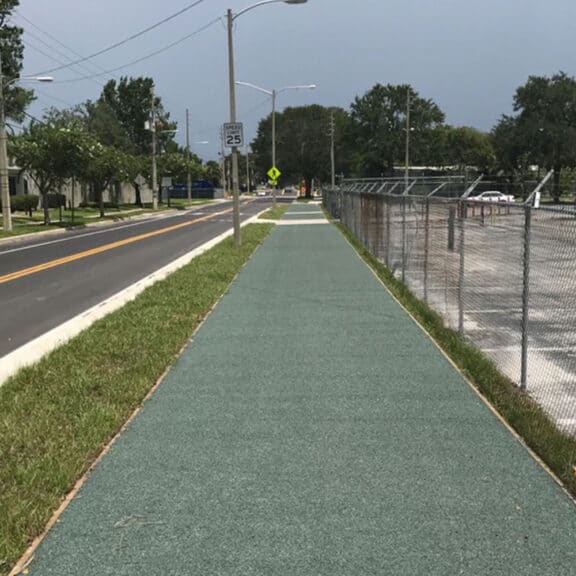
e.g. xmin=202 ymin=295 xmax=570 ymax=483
xmin=0 ymin=198 xmax=274 ymax=357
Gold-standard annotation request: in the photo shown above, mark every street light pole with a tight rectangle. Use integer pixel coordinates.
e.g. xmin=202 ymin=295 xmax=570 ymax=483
xmin=227 ymin=0 xmax=309 ymax=245
xmin=271 ymin=89 xmax=277 ymax=206
xmin=236 ymin=80 xmax=315 ymax=205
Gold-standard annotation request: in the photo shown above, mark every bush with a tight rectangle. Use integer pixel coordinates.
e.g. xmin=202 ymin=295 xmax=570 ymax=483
xmin=11 ymin=194 xmax=39 ymax=216
xmin=44 ymin=193 xmax=66 ymax=209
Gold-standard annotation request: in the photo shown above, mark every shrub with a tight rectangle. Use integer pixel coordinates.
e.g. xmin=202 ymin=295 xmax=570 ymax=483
xmin=11 ymin=194 xmax=39 ymax=216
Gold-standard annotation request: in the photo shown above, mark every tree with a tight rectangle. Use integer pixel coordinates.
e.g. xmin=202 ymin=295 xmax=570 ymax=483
xmin=203 ymin=160 xmax=221 ymax=187
xmin=251 ymin=105 xmax=350 ymax=196
xmin=349 ymin=83 xmax=445 ymax=177
xmin=85 ymin=100 xmax=132 ymax=150
xmin=98 ymin=77 xmax=176 ymax=155
xmin=10 ymin=123 xmax=89 ymax=224
xmin=491 ymin=116 xmax=527 ymax=176
xmin=494 ymin=72 xmax=576 ymax=201
xmin=1 ymin=0 xmax=34 ymax=121
xmin=157 ymin=151 xmax=202 ymax=190
xmin=443 ymin=126 xmax=495 ymax=172
xmin=80 ymin=143 xmax=130 ymax=217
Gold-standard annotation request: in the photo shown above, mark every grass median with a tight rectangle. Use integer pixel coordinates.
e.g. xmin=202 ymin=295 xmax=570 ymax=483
xmin=0 ymin=223 xmax=274 ymax=575
xmin=258 ymin=205 xmax=289 ymax=220
xmin=334 ymin=221 xmax=576 ymax=500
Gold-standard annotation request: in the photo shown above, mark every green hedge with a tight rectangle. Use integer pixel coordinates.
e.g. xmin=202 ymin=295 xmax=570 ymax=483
xmin=3 ymin=194 xmax=39 ymax=216
xmin=13 ymin=194 xmax=39 ymax=214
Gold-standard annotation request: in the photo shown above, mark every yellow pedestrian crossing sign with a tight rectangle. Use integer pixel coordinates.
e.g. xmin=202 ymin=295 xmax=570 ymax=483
xmin=267 ymin=166 xmax=281 ymax=181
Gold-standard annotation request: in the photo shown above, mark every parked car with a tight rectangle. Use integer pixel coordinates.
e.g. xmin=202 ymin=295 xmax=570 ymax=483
xmin=469 ymin=190 xmax=515 ymax=203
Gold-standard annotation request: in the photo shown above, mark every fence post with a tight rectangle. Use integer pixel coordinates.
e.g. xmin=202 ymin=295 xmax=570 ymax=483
xmin=385 ymin=196 xmax=391 ymax=267
xmin=424 ymin=197 xmax=430 ymax=303
xmin=401 ymin=195 xmax=407 ymax=284
xmin=448 ymin=206 xmax=456 ymax=251
xmin=458 ymin=200 xmax=466 ymax=336
xmin=520 ymin=205 xmax=532 ymax=392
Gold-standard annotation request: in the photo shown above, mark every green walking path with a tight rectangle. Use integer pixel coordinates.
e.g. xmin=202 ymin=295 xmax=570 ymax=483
xmin=23 ymin=204 xmax=576 ymax=575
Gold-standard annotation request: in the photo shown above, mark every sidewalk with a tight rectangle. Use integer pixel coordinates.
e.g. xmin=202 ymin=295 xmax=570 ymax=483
xmin=19 ymin=203 xmax=576 ymax=575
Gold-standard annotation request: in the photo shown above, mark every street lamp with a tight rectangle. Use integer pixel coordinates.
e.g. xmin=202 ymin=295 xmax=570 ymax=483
xmin=227 ymin=0 xmax=309 ymax=245
xmin=0 ymin=68 xmax=54 ymax=232
xmin=236 ymin=81 xmax=316 ymax=206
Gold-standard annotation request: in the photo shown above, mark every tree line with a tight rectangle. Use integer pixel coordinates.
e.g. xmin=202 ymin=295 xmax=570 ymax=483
xmin=4 ymin=0 xmax=576 ymax=214
xmin=249 ymin=73 xmax=576 ymax=200
xmin=7 ymin=77 xmax=222 ymax=224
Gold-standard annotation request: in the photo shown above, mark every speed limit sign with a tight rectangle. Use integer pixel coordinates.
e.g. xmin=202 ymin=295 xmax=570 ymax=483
xmin=223 ymin=123 xmax=244 ymax=148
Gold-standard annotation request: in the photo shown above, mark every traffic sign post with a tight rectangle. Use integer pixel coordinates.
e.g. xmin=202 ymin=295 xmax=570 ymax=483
xmin=223 ymin=123 xmax=244 ymax=148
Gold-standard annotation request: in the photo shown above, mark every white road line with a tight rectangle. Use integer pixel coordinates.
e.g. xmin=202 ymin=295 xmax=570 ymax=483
xmin=0 ymin=211 xmax=266 ymax=388
xmin=481 ymin=347 xmax=575 ymax=353
xmin=0 ymin=212 xmax=188 ymax=256
xmin=276 ymin=219 xmax=328 ymax=226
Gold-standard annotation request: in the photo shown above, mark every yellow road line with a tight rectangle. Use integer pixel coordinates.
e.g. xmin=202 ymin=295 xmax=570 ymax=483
xmin=0 ymin=208 xmax=233 ymax=285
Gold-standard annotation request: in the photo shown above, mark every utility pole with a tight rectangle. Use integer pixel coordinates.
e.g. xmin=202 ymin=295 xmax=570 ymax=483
xmin=227 ymin=8 xmax=241 ymax=246
xmin=246 ymin=146 xmax=251 ymax=194
xmin=220 ymin=126 xmax=227 ymax=196
xmin=186 ymin=108 xmax=192 ymax=202
xmin=329 ymin=110 xmax=336 ymax=189
xmin=404 ymin=88 xmax=411 ymax=193
xmin=0 ymin=50 xmax=12 ymax=232
xmin=272 ymin=89 xmax=277 ymax=207
xmin=151 ymin=92 xmax=158 ymax=210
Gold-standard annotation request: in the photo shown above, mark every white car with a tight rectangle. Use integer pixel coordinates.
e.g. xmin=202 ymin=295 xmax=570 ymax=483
xmin=469 ymin=191 xmax=515 ymax=203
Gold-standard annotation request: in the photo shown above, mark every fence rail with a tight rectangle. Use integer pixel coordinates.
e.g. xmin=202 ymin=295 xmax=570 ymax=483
xmin=324 ymin=179 xmax=576 ymax=437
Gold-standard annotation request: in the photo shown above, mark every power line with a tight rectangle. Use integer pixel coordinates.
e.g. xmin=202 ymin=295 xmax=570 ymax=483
xmin=15 ymin=10 xmax=111 ymax=77
xmin=24 ymin=40 xmax=104 ymax=89
xmin=52 ymin=17 xmax=221 ymax=84
xmin=22 ymin=28 xmax=108 ymax=84
xmin=34 ymin=88 xmax=75 ymax=108
xmin=31 ymin=0 xmax=211 ymax=76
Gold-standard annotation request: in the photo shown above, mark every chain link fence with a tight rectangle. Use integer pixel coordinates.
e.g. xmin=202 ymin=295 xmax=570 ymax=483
xmin=324 ymin=176 xmax=576 ymax=437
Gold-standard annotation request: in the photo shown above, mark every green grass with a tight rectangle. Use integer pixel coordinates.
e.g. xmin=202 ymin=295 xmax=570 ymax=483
xmin=333 ymin=220 xmax=576 ymax=499
xmin=0 ymin=224 xmax=63 ymax=239
xmin=0 ymin=223 xmax=274 ymax=575
xmin=258 ymin=205 xmax=289 ymax=220
xmin=168 ymin=198 xmax=215 ymax=208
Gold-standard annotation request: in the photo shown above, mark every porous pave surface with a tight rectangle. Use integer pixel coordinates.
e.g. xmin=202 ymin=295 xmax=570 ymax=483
xmin=22 ymin=204 xmax=576 ymax=575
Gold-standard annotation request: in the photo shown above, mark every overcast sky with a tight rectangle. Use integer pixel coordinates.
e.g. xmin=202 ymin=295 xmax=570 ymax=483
xmin=17 ymin=0 xmax=576 ymax=161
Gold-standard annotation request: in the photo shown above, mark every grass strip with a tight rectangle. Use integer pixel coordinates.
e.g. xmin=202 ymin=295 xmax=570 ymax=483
xmin=258 ymin=205 xmax=289 ymax=220
xmin=334 ymin=221 xmax=576 ymax=499
xmin=0 ymin=223 xmax=274 ymax=575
